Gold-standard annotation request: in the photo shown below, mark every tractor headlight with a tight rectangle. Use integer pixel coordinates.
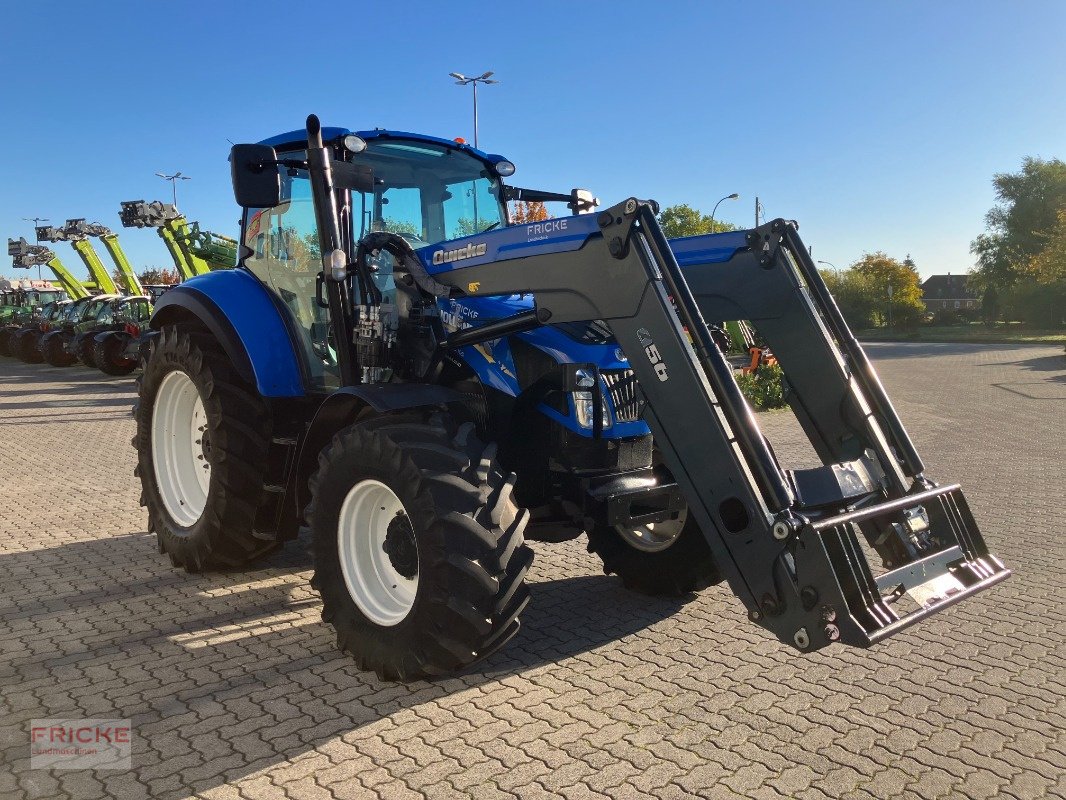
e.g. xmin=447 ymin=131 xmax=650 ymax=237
xmin=573 ymin=390 xmax=611 ymax=429
xmin=494 ymin=160 xmax=516 ymax=177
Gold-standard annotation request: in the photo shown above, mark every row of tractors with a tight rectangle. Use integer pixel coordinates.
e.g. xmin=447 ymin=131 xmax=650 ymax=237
xmin=1 ymin=200 xmax=236 ymax=375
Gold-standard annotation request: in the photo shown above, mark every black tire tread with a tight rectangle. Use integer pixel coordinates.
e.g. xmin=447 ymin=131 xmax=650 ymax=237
xmin=94 ymin=337 xmax=137 ymax=376
xmin=305 ymin=416 xmax=533 ymax=681
xmin=586 ymin=514 xmax=723 ymax=597
xmin=134 ymin=324 xmax=277 ymax=572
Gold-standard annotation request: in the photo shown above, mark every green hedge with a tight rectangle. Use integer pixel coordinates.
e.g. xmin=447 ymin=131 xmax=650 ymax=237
xmin=736 ymin=363 xmax=787 ymax=410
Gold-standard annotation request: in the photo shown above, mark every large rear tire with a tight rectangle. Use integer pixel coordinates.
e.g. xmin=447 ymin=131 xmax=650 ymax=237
xmin=17 ymin=331 xmax=44 ymax=364
xmin=306 ymin=415 xmax=533 ymax=681
xmin=134 ymin=324 xmax=276 ymax=571
xmin=44 ymin=335 xmax=76 ymax=367
xmin=95 ymin=337 xmax=137 ymax=376
xmin=587 ymin=510 xmax=722 ymax=596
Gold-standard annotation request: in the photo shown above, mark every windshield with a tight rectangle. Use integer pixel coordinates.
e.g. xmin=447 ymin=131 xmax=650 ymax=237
xmin=350 ymin=139 xmax=506 ymax=246
xmin=95 ymin=303 xmax=115 ymax=325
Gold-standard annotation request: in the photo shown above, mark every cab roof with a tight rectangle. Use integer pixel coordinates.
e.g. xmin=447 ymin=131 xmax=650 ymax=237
xmin=256 ymin=127 xmax=509 ymax=167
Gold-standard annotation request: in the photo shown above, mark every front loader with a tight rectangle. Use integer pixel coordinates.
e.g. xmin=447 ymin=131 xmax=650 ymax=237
xmin=35 ymin=222 xmax=120 ymax=295
xmin=8 ymin=238 xmax=91 ymax=301
xmin=64 ymin=219 xmax=145 ymax=296
xmin=118 ymin=201 xmax=234 ymax=277
xmin=133 ymin=116 xmax=1008 ymax=681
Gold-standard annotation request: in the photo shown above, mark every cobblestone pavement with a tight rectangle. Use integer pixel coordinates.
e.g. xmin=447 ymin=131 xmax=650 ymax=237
xmin=1 ymin=343 xmax=1063 ymax=800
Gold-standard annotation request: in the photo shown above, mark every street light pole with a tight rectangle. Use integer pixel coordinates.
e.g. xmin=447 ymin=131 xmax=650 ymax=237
xmin=449 ymin=71 xmax=499 ymax=149
xmin=155 ymin=171 xmax=190 ymax=207
xmin=710 ymin=193 xmax=739 ymax=230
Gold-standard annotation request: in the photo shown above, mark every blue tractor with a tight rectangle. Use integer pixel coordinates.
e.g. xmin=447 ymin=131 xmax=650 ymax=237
xmin=134 ymin=116 xmax=1009 ymax=680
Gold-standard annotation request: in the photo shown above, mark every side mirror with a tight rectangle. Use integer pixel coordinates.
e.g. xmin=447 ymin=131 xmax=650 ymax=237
xmin=229 ymin=144 xmax=281 ymax=208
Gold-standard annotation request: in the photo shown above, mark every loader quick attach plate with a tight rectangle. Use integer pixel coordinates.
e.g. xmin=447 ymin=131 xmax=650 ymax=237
xmin=796 ymin=484 xmax=1011 ymax=650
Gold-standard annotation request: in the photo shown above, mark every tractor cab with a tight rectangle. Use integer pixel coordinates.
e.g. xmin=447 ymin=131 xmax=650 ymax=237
xmin=237 ymin=129 xmax=514 ymax=390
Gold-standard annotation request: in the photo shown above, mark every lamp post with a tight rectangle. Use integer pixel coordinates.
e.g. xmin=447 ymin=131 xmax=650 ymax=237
xmin=817 ymin=260 xmax=838 ymax=272
xmin=155 ymin=172 xmax=190 ymax=207
xmin=449 ymin=71 xmax=499 ymax=149
xmin=710 ymin=193 xmax=739 ymax=230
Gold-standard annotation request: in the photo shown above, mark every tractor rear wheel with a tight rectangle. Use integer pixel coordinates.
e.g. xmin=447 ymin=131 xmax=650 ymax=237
xmin=587 ymin=508 xmax=722 ymax=596
xmin=95 ymin=337 xmax=137 ymax=376
xmin=18 ymin=332 xmax=44 ymax=364
xmin=134 ymin=324 xmax=276 ymax=571
xmin=44 ymin=336 xmax=76 ymax=367
xmin=306 ymin=415 xmax=533 ymax=681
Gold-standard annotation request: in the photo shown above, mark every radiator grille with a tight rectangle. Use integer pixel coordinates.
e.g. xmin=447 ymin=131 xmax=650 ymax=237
xmin=602 ymin=369 xmax=643 ymax=423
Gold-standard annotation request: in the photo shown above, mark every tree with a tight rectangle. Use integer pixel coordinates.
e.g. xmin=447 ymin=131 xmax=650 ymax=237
xmin=851 ymin=251 xmax=924 ymax=328
xmin=1025 ymin=209 xmax=1066 ymax=285
xmin=820 ymin=252 xmax=924 ymax=330
xmin=656 ymin=204 xmax=739 ymax=238
xmin=454 ymin=218 xmax=499 ymax=237
xmin=510 ymin=201 xmax=549 ymax=224
xmin=821 ymin=268 xmax=882 ymax=329
xmin=138 ymin=267 xmax=179 ymax=285
xmin=970 ymin=157 xmax=1066 ymax=294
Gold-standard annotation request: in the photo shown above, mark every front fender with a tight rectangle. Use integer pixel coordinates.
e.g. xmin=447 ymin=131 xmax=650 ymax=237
xmin=151 ymin=269 xmax=303 ymax=397
xmin=94 ymin=330 xmax=129 ymax=346
xmin=292 ymin=384 xmax=469 ymax=515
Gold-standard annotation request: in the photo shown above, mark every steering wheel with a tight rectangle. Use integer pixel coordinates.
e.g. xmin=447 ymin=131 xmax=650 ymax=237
xmin=396 ymin=231 xmax=428 ymax=247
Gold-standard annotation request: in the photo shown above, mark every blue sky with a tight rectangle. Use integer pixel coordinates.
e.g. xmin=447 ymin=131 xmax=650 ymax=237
xmin=2 ymin=1 xmax=1063 ymax=281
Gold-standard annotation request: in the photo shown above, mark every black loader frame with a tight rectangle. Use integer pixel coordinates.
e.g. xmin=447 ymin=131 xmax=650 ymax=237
xmin=243 ymin=117 xmax=1010 ymax=654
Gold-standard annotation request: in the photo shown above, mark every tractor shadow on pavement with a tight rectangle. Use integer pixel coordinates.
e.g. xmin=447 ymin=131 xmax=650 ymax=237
xmin=0 ymin=530 xmax=691 ymax=795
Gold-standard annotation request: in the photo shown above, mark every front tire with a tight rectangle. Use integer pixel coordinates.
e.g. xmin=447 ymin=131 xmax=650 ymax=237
xmin=587 ymin=509 xmax=722 ymax=596
xmin=95 ymin=337 xmax=137 ymax=376
xmin=134 ymin=324 xmax=275 ymax=571
xmin=0 ymin=329 xmax=12 ymax=357
xmin=306 ymin=416 xmax=533 ymax=681
xmin=44 ymin=335 xmax=76 ymax=367
xmin=17 ymin=331 xmax=43 ymax=363
xmin=77 ymin=337 xmax=97 ymax=368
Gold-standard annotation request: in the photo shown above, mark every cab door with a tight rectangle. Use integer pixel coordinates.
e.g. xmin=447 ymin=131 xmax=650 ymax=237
xmin=241 ymin=164 xmax=340 ymax=391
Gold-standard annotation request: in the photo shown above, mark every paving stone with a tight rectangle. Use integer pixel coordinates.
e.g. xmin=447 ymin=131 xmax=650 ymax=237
xmin=0 ymin=344 xmax=1062 ymax=799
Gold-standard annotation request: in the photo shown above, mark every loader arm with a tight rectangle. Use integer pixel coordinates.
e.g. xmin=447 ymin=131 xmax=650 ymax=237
xmin=408 ymin=201 xmax=1010 ymax=652
xmin=46 ymin=257 xmax=90 ymax=300
xmin=157 ymin=227 xmax=198 ymax=280
xmin=70 ymin=239 xmax=120 ymax=295
xmin=167 ymin=219 xmax=211 ymax=276
xmin=98 ymin=233 xmax=144 ymax=295
xmin=180 ymin=223 xmax=238 ymax=271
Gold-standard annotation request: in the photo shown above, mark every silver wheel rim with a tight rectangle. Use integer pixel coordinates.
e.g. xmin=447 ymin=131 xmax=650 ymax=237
xmin=616 ymin=506 xmax=687 ymax=553
xmin=337 ymin=479 xmax=418 ymax=627
xmin=151 ymin=370 xmax=211 ymax=528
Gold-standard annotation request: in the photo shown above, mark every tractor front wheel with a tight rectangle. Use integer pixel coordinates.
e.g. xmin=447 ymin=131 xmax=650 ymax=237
xmin=44 ymin=336 xmax=76 ymax=367
xmin=95 ymin=337 xmax=137 ymax=376
xmin=306 ymin=416 xmax=533 ymax=681
xmin=134 ymin=324 xmax=276 ymax=571
xmin=18 ymin=332 xmax=44 ymax=364
xmin=587 ymin=507 xmax=722 ymax=596
xmin=77 ymin=337 xmax=97 ymax=368
xmin=0 ymin=329 xmax=12 ymax=357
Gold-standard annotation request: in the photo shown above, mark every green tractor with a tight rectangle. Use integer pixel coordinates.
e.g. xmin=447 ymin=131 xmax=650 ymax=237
xmin=0 ymin=283 xmax=68 ymax=358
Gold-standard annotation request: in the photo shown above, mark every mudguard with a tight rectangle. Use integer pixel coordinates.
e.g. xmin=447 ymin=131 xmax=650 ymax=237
xmin=292 ymin=383 xmax=470 ymax=514
xmin=93 ymin=330 xmax=127 ymax=346
xmin=150 ymin=269 xmax=303 ymax=397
